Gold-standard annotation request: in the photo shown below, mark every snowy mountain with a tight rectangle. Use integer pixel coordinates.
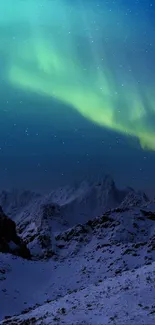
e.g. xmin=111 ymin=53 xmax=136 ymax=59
xmin=0 ymin=177 xmax=155 ymax=324
xmin=0 ymin=176 xmax=130 ymax=259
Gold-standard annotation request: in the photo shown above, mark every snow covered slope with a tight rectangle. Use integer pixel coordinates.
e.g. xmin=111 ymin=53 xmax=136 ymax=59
xmin=1 ymin=263 xmax=155 ymax=325
xmin=0 ymin=178 xmax=155 ymax=324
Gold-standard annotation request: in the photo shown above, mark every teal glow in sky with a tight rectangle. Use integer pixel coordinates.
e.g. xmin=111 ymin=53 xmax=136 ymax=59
xmin=1 ymin=0 xmax=155 ymax=150
xmin=0 ymin=0 xmax=155 ymax=192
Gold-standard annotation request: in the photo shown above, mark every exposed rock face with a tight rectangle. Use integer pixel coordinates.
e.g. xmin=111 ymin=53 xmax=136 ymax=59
xmin=0 ymin=206 xmax=30 ymax=259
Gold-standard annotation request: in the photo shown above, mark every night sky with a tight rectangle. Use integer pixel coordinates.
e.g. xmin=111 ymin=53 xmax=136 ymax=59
xmin=0 ymin=0 xmax=155 ymax=194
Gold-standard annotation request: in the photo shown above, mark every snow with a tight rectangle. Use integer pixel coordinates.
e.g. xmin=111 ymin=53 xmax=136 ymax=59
xmin=0 ymin=178 xmax=155 ymax=324
xmin=1 ymin=261 xmax=155 ymax=324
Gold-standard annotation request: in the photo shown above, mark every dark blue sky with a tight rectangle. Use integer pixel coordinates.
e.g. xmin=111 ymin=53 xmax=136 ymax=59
xmin=0 ymin=0 xmax=155 ymax=195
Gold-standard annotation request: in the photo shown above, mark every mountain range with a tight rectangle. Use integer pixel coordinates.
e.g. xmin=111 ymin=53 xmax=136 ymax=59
xmin=0 ymin=175 xmax=155 ymax=324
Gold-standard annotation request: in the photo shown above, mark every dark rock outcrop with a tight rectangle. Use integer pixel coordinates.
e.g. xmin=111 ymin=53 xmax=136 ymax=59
xmin=0 ymin=206 xmax=30 ymax=259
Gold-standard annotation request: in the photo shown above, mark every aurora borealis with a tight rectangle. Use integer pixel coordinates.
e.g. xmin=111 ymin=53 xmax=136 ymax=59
xmin=0 ymin=0 xmax=155 ymax=191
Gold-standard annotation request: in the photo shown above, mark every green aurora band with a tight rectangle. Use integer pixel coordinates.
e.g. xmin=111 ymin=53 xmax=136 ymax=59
xmin=1 ymin=0 xmax=155 ymax=150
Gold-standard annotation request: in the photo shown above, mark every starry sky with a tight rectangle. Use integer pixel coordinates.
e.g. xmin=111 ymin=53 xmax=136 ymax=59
xmin=0 ymin=0 xmax=155 ymax=194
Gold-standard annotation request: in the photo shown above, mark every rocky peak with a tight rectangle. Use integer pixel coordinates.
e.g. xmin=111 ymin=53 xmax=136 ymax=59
xmin=0 ymin=206 xmax=30 ymax=259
